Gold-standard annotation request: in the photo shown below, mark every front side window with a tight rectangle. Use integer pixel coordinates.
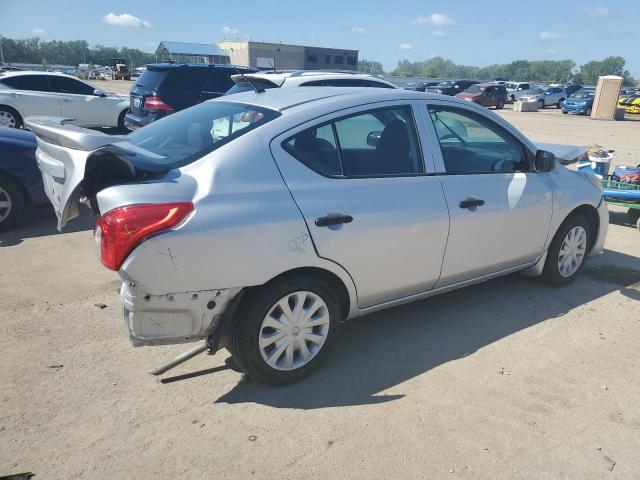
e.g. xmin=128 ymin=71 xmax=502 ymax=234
xmin=125 ymin=101 xmax=280 ymax=168
xmin=49 ymin=76 xmax=94 ymax=95
xmin=283 ymin=106 xmax=423 ymax=177
xmin=428 ymin=106 xmax=529 ymax=174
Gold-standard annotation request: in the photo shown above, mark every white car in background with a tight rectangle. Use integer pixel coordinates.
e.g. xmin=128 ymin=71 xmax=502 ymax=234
xmin=505 ymin=81 xmax=535 ymax=103
xmin=226 ymin=70 xmax=397 ymax=94
xmin=0 ymin=71 xmax=129 ymax=129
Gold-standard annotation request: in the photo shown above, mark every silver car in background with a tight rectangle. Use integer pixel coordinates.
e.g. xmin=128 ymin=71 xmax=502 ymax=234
xmin=519 ymin=85 xmax=567 ymax=109
xmin=28 ymin=88 xmax=607 ymax=385
xmin=505 ymin=81 xmax=534 ymax=103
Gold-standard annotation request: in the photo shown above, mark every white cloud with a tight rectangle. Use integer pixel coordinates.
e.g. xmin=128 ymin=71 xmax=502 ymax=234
xmin=546 ymin=48 xmax=558 ymax=54
xmin=399 ymin=43 xmax=414 ymax=50
xmin=580 ymin=6 xmax=608 ymax=17
xmin=413 ymin=13 xmax=455 ymax=26
xmin=539 ymin=31 xmax=565 ymax=40
xmin=103 ymin=12 xmax=151 ymax=28
xmin=32 ymin=28 xmax=45 ymax=35
xmin=351 ymin=25 xmax=367 ymax=34
xmin=221 ymin=25 xmax=238 ymax=35
xmin=432 ymin=30 xmax=446 ymax=37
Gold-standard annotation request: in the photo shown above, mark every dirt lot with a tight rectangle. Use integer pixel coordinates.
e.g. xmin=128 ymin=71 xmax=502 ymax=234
xmin=1 ymin=99 xmax=639 ymax=479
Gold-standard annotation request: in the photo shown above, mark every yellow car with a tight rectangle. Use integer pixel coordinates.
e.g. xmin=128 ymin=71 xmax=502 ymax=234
xmin=618 ymin=92 xmax=640 ymax=114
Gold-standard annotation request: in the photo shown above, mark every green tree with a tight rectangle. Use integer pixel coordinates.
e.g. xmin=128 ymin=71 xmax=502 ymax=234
xmin=357 ymin=59 xmax=384 ymax=75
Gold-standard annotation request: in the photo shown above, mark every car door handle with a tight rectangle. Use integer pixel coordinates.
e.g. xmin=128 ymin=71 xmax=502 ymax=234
xmin=62 ymin=98 xmax=70 ymax=103
xmin=459 ymin=198 xmax=485 ymax=209
xmin=315 ymin=214 xmax=353 ymax=227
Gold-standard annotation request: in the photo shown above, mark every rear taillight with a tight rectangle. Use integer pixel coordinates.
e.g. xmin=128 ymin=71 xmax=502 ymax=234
xmin=143 ymin=96 xmax=174 ymax=111
xmin=95 ymin=202 xmax=194 ymax=271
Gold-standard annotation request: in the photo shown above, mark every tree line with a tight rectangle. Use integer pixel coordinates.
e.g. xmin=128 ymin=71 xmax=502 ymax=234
xmin=359 ymin=56 xmax=635 ymax=86
xmin=0 ymin=36 xmax=156 ymax=68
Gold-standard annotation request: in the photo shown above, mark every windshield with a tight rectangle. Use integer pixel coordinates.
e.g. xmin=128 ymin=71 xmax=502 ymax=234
xmin=505 ymin=83 xmax=516 ymax=89
xmin=125 ymin=101 xmax=280 ymax=168
xmin=571 ymin=89 xmax=595 ymax=99
xmin=466 ymin=85 xmax=485 ymax=94
xmin=529 ymin=88 xmax=544 ymax=95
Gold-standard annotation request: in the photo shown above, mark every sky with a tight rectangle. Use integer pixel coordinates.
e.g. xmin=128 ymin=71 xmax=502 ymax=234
xmin=1 ymin=0 xmax=638 ymax=76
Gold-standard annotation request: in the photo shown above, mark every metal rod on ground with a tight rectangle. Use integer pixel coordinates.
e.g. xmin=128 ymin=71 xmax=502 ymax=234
xmin=151 ymin=343 xmax=208 ymax=376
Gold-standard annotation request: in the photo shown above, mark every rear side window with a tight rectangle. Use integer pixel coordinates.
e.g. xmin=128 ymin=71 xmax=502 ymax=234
xmin=160 ymin=69 xmax=209 ymax=92
xmin=283 ymin=106 xmax=423 ymax=178
xmin=136 ymin=69 xmax=168 ymax=90
xmin=204 ymin=69 xmax=236 ymax=94
xmin=225 ymin=78 xmax=278 ymax=95
xmin=125 ymin=101 xmax=280 ymax=168
xmin=6 ymin=75 xmax=51 ymax=92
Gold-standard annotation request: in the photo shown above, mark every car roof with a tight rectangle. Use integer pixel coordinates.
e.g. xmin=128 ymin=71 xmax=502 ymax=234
xmin=215 ymin=86 xmax=459 ymax=112
xmin=146 ymin=63 xmax=256 ymax=71
xmin=240 ymin=70 xmax=396 ymax=88
xmin=0 ymin=70 xmax=77 ymax=79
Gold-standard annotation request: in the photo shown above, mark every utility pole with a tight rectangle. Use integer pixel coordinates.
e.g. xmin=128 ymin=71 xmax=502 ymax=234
xmin=0 ymin=35 xmax=5 ymax=65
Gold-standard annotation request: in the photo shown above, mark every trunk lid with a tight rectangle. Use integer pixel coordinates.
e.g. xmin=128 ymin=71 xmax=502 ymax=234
xmin=26 ymin=118 xmax=169 ymax=230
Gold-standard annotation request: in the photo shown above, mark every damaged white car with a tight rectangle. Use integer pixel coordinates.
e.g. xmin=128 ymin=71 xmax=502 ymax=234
xmin=28 ymin=88 xmax=608 ymax=385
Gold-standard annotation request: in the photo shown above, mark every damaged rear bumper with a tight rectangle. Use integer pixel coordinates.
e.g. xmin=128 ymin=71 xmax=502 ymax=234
xmin=120 ymin=282 xmax=241 ymax=347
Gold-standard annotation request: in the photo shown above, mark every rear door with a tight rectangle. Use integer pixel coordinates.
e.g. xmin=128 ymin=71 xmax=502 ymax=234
xmin=270 ymin=101 xmax=450 ymax=308
xmin=1 ymin=74 xmax=62 ymax=118
xmin=424 ymin=101 xmax=552 ymax=286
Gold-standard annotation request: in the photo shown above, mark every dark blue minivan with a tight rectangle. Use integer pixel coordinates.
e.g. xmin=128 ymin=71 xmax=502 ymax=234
xmin=124 ymin=63 xmax=257 ymax=131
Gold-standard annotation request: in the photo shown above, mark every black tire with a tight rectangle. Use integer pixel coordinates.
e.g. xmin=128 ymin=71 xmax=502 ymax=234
xmin=542 ymin=214 xmax=591 ymax=286
xmin=118 ymin=109 xmax=128 ymax=130
xmin=0 ymin=173 xmax=26 ymax=232
xmin=510 ymin=94 xmax=516 ymax=103
xmin=585 ymin=107 xmax=592 ymax=116
xmin=0 ymin=106 xmax=23 ymax=129
xmin=538 ymin=99 xmax=545 ymax=109
xmin=627 ymin=208 xmax=640 ymax=225
xmin=227 ymin=273 xmax=341 ymax=385
xmin=557 ymin=98 xmax=565 ymax=109
xmin=562 ymin=110 xmax=568 ymax=114
xmin=496 ymin=99 xmax=505 ymax=109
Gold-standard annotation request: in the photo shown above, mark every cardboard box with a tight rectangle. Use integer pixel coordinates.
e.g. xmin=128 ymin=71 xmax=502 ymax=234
xmin=591 ymin=76 xmax=623 ymax=120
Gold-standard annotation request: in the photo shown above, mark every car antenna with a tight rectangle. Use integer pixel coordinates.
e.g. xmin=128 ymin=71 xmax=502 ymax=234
xmin=231 ymin=64 xmax=264 ymax=93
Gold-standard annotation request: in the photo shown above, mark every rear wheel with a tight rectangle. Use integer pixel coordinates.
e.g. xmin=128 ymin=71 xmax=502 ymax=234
xmin=227 ymin=274 xmax=340 ymax=385
xmin=627 ymin=208 xmax=640 ymax=225
xmin=585 ymin=107 xmax=592 ymax=116
xmin=510 ymin=94 xmax=516 ymax=103
xmin=538 ymin=99 xmax=545 ymax=109
xmin=0 ymin=174 xmax=25 ymax=231
xmin=118 ymin=109 xmax=128 ymax=130
xmin=543 ymin=215 xmax=590 ymax=286
xmin=0 ymin=106 xmax=23 ymax=129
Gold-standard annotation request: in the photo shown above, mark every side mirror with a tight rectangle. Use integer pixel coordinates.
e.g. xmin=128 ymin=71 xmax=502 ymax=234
xmin=367 ymin=131 xmax=382 ymax=147
xmin=535 ymin=150 xmax=555 ymax=172
xmin=93 ymin=89 xmax=107 ymax=97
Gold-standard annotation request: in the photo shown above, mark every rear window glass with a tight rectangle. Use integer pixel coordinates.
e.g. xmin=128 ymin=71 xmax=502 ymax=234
xmin=125 ymin=101 xmax=280 ymax=168
xmin=135 ymin=69 xmax=168 ymax=89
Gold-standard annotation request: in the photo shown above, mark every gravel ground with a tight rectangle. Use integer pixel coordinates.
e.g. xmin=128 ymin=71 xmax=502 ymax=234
xmin=1 ymin=94 xmax=639 ymax=479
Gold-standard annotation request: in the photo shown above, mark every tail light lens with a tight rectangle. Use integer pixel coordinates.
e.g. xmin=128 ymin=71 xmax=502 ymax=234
xmin=95 ymin=202 xmax=194 ymax=271
xmin=144 ymin=96 xmax=174 ymax=111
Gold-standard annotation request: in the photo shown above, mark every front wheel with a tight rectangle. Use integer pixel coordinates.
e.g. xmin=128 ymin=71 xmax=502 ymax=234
xmin=538 ymin=99 xmax=545 ymax=109
xmin=557 ymin=98 xmax=565 ymax=109
xmin=496 ymin=99 xmax=505 ymax=109
xmin=0 ymin=174 xmax=25 ymax=232
xmin=227 ymin=274 xmax=341 ymax=385
xmin=543 ymin=215 xmax=590 ymax=286
xmin=0 ymin=107 xmax=23 ymax=129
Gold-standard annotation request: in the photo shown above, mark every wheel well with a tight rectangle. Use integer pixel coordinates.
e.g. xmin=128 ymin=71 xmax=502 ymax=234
xmin=0 ymin=104 xmax=22 ymax=119
xmin=262 ymin=267 xmax=351 ymax=320
xmin=564 ymin=204 xmax=599 ymax=251
xmin=0 ymin=169 xmax=30 ymax=204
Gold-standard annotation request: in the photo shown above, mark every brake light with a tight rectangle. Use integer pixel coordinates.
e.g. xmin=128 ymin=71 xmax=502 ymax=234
xmin=95 ymin=202 xmax=194 ymax=271
xmin=144 ymin=96 xmax=174 ymax=111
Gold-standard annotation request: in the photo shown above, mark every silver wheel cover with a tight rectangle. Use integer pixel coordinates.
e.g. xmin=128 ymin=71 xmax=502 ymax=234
xmin=259 ymin=291 xmax=330 ymax=371
xmin=558 ymin=226 xmax=587 ymax=278
xmin=0 ymin=186 xmax=12 ymax=222
xmin=0 ymin=111 xmax=17 ymax=128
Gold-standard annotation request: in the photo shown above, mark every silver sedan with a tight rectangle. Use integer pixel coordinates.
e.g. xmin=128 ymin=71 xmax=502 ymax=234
xmin=29 ymin=87 xmax=607 ymax=385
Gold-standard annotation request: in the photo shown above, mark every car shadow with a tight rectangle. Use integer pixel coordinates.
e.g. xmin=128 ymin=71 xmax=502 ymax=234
xmin=213 ymin=248 xmax=640 ymax=409
xmin=0 ymin=206 xmax=96 ymax=247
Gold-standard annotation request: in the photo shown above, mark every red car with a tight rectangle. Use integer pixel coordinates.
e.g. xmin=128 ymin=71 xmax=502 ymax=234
xmin=455 ymin=83 xmax=507 ymax=109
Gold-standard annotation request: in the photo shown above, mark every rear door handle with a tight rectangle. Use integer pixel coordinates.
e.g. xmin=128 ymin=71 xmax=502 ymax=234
xmin=62 ymin=98 xmax=70 ymax=103
xmin=459 ymin=198 xmax=485 ymax=209
xmin=315 ymin=214 xmax=353 ymax=227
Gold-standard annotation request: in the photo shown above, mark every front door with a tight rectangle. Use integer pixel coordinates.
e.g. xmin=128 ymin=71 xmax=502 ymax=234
xmin=270 ymin=103 xmax=450 ymax=308
xmin=48 ymin=76 xmax=106 ymax=126
xmin=5 ymin=74 xmax=61 ymax=118
xmin=425 ymin=102 xmax=552 ymax=286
